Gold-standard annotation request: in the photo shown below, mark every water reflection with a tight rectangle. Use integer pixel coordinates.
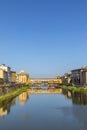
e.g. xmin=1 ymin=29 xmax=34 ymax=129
xmin=0 ymin=88 xmax=62 ymax=117
xmin=72 ymin=92 xmax=87 ymax=105
xmin=29 ymin=88 xmax=62 ymax=94
xmin=0 ymin=98 xmax=15 ymax=117
xmin=1 ymin=87 xmax=87 ymax=130
xmin=1 ymin=87 xmax=87 ymax=118
xmin=18 ymin=92 xmax=30 ymax=106
xmin=62 ymin=89 xmax=87 ymax=105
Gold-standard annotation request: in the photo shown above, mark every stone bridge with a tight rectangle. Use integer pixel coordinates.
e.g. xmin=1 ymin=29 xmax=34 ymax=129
xmin=30 ymin=78 xmax=62 ymax=84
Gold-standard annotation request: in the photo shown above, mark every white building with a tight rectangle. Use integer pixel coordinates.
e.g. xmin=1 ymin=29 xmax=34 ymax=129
xmin=0 ymin=64 xmax=12 ymax=83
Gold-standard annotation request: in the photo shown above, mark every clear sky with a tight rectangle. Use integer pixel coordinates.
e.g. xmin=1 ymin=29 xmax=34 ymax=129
xmin=0 ymin=0 xmax=87 ymax=78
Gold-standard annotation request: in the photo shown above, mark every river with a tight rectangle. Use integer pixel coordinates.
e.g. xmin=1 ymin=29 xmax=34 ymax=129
xmin=0 ymin=86 xmax=87 ymax=130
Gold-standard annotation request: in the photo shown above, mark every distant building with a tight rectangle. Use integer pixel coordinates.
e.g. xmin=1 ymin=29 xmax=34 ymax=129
xmin=18 ymin=70 xmax=29 ymax=84
xmin=11 ymin=71 xmax=16 ymax=83
xmin=59 ymin=73 xmax=71 ymax=85
xmin=56 ymin=77 xmax=62 ymax=84
xmin=71 ymin=67 xmax=87 ymax=86
xmin=0 ymin=64 xmax=11 ymax=82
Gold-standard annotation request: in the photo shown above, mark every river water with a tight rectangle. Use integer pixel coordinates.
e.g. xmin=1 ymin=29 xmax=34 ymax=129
xmin=0 ymin=86 xmax=87 ymax=130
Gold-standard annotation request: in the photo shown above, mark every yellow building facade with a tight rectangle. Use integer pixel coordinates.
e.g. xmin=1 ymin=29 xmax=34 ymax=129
xmin=0 ymin=69 xmax=4 ymax=84
xmin=0 ymin=69 xmax=8 ymax=83
xmin=0 ymin=69 xmax=4 ymax=79
xmin=18 ymin=70 xmax=30 ymax=84
xmin=11 ymin=71 xmax=16 ymax=83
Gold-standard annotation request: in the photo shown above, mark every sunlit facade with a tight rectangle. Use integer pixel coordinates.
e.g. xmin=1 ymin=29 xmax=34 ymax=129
xmin=30 ymin=78 xmax=62 ymax=84
xmin=18 ymin=70 xmax=30 ymax=84
xmin=0 ymin=69 xmax=8 ymax=83
xmin=0 ymin=64 xmax=11 ymax=83
xmin=11 ymin=71 xmax=16 ymax=83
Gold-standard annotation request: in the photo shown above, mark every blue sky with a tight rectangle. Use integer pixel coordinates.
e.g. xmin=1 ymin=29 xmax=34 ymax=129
xmin=0 ymin=0 xmax=87 ymax=78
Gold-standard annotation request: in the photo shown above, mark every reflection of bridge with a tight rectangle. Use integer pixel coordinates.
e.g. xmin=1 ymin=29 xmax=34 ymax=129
xmin=27 ymin=88 xmax=62 ymax=94
xmin=30 ymin=78 xmax=62 ymax=84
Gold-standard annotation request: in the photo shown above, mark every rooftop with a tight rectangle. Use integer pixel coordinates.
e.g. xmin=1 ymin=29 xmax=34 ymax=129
xmin=71 ymin=67 xmax=87 ymax=72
